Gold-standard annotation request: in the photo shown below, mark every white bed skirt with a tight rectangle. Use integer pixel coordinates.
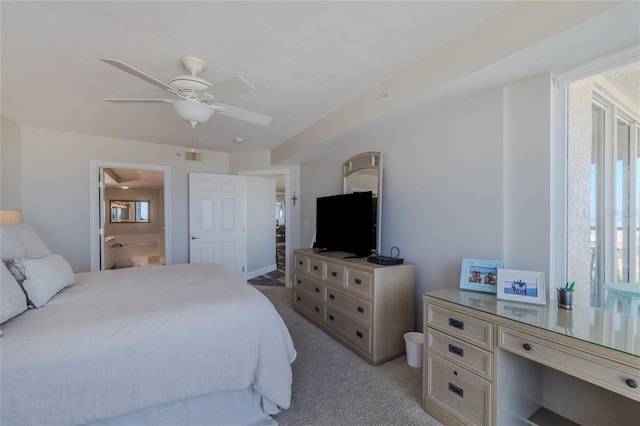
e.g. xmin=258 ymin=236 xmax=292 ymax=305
xmin=87 ymin=388 xmax=278 ymax=426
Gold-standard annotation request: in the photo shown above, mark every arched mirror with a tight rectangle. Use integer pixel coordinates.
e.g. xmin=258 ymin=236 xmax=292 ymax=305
xmin=343 ymin=152 xmax=382 ymax=254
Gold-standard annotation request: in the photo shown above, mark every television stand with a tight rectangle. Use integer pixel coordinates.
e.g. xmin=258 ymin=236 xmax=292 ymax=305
xmin=293 ymin=248 xmax=415 ymax=365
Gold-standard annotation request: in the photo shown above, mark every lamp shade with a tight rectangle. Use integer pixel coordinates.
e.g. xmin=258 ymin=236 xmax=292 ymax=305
xmin=0 ymin=210 xmax=23 ymax=225
xmin=170 ymin=100 xmax=215 ymax=126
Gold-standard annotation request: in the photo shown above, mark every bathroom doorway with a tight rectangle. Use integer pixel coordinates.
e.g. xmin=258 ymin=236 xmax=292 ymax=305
xmin=103 ymin=168 xmax=165 ymax=270
xmin=89 ymin=161 xmax=171 ymax=272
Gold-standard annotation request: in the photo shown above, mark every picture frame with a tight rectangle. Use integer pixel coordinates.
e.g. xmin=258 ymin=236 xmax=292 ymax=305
xmin=459 ymin=258 xmax=504 ymax=293
xmin=496 ymin=269 xmax=546 ymax=305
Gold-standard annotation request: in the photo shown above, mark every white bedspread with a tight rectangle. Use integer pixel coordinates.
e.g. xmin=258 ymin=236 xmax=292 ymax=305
xmin=1 ymin=263 xmax=296 ymax=426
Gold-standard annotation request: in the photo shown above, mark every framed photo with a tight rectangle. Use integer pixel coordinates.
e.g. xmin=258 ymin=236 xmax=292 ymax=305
xmin=460 ymin=258 xmax=504 ymax=293
xmin=496 ymin=269 xmax=546 ymax=305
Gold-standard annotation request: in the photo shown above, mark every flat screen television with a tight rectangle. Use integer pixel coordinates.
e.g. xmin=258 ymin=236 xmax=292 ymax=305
xmin=314 ymin=191 xmax=375 ymax=258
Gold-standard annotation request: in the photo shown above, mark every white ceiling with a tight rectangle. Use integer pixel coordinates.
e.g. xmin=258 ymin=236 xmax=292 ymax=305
xmin=1 ymin=1 xmax=516 ymax=153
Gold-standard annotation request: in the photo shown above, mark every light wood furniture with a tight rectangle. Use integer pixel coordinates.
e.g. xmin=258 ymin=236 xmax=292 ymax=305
xmin=293 ymin=248 xmax=414 ymax=365
xmin=423 ymin=289 xmax=640 ymax=426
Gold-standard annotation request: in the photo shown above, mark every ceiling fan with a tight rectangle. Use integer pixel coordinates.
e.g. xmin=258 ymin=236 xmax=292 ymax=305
xmin=101 ymin=55 xmax=272 ymax=128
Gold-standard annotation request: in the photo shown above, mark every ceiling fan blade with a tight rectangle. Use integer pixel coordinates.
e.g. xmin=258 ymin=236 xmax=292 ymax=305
xmin=215 ymin=103 xmax=272 ymax=126
xmin=100 ymin=58 xmax=179 ymax=95
xmin=104 ymin=98 xmax=174 ymax=104
xmin=205 ymin=76 xmax=255 ymax=99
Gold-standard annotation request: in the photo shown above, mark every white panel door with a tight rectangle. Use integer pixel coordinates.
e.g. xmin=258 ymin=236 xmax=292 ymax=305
xmin=189 ymin=173 xmax=246 ymax=280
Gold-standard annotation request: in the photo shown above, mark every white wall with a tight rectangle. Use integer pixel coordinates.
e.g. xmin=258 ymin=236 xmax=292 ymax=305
xmin=300 ymin=75 xmax=555 ymax=329
xmin=246 ymin=176 xmax=276 ymax=277
xmin=1 ymin=116 xmax=22 ymax=209
xmin=17 ymin=127 xmax=228 ymax=272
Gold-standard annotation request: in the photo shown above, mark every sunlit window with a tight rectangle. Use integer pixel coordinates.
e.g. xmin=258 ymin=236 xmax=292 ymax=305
xmin=567 ymin=60 xmax=640 ymax=312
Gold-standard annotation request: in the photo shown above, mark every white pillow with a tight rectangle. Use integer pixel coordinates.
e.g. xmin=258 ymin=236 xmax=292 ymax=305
xmin=0 ymin=224 xmax=51 ymax=262
xmin=1 ymin=262 xmax=28 ymax=323
xmin=17 ymin=254 xmax=75 ymax=308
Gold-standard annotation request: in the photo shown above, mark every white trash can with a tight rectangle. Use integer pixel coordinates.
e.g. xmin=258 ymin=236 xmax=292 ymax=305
xmin=404 ymin=331 xmax=424 ymax=368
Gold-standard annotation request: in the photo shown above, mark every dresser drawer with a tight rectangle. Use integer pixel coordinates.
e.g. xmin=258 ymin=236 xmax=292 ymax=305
xmin=293 ymin=290 xmax=323 ymax=322
xmin=498 ymin=326 xmax=640 ymax=402
xmin=325 ymin=307 xmax=372 ymax=353
xmin=325 ymin=286 xmax=372 ymax=326
xmin=293 ymin=274 xmax=323 ymax=299
xmin=426 ymin=303 xmax=493 ymax=351
xmin=308 ymin=258 xmax=324 ymax=279
xmin=324 ymin=262 xmax=344 ymax=287
xmin=344 ymin=268 xmax=373 ymax=298
xmin=294 ymin=254 xmax=309 ymax=273
xmin=426 ymin=328 xmax=493 ymax=381
xmin=426 ymin=354 xmax=491 ymax=426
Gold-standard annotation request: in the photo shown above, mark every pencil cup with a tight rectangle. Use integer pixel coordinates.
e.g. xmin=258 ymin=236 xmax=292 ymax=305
xmin=557 ymin=289 xmax=573 ymax=310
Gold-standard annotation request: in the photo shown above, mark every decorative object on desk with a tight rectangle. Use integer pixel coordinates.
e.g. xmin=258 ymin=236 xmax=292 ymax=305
xmin=555 ymin=281 xmax=574 ymax=310
xmin=459 ymin=258 xmax=504 ymax=293
xmin=496 ymin=269 xmax=546 ymax=305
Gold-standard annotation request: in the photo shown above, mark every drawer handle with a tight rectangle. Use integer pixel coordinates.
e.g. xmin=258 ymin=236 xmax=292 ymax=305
xmin=448 ymin=344 xmax=464 ymax=357
xmin=328 ymin=315 xmax=335 ymax=321
xmin=523 ymin=343 xmax=532 ymax=351
xmin=315 ymin=306 xmax=320 ymax=312
xmin=315 ymin=287 xmax=320 ymax=293
xmin=313 ymin=265 xmax=319 ymax=271
xmin=298 ymin=261 xmax=303 ymax=265
xmin=357 ymin=306 xmax=364 ymax=313
xmin=296 ymin=296 xmax=301 ymax=301
xmin=297 ymin=279 xmax=301 ymax=284
xmin=448 ymin=318 xmax=464 ymax=330
xmin=448 ymin=383 xmax=464 ymax=398
xmin=626 ymin=378 xmax=638 ymax=389
xmin=329 ymin=294 xmax=335 ymax=300
xmin=332 ymin=271 xmax=337 ymax=277
xmin=356 ymin=330 xmax=363 ymax=339
xmin=354 ymin=278 xmax=362 ymax=285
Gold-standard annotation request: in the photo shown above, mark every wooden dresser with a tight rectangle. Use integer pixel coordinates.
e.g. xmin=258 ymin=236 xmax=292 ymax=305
xmin=423 ymin=289 xmax=640 ymax=426
xmin=293 ymin=248 xmax=414 ymax=365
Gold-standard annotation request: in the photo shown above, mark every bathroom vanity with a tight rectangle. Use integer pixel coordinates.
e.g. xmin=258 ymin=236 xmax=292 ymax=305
xmin=423 ymin=288 xmax=640 ymax=426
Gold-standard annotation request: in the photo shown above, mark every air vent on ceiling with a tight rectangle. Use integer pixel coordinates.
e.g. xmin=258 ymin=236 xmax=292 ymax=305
xmin=184 ymin=151 xmax=202 ymax=162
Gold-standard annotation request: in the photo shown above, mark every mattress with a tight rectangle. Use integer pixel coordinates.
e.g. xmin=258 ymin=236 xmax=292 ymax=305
xmin=0 ymin=263 xmax=296 ymax=425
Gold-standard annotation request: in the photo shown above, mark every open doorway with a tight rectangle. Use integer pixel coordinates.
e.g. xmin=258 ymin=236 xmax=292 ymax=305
xmin=241 ymin=169 xmax=291 ymax=287
xmin=89 ymin=161 xmax=171 ymax=272
xmin=103 ymin=168 xmax=165 ymax=270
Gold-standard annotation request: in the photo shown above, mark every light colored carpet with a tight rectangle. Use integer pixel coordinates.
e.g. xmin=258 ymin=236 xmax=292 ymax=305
xmin=255 ymin=285 xmax=442 ymax=426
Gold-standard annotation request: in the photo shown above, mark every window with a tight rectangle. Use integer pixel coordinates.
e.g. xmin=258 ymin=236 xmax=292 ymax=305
xmin=567 ymin=60 xmax=640 ymax=310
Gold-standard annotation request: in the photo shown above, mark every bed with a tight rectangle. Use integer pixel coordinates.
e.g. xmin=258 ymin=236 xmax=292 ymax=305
xmin=0 ymin=211 xmax=296 ymax=426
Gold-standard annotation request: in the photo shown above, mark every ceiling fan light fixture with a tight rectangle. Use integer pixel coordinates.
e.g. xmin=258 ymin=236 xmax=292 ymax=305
xmin=171 ymin=100 xmax=214 ymax=127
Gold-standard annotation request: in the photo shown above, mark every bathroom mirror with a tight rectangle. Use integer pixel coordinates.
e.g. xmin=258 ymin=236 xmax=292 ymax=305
xmin=110 ymin=200 xmax=150 ymax=223
xmin=343 ymin=152 xmax=382 ymax=253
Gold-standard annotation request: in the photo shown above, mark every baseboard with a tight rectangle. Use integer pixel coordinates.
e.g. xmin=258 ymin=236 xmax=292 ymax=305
xmin=247 ymin=264 xmax=277 ymax=280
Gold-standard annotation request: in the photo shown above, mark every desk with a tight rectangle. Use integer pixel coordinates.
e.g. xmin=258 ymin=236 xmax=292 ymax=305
xmin=423 ymin=289 xmax=640 ymax=425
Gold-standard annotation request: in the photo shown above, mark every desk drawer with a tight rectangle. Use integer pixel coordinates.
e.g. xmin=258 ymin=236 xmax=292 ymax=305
xmin=294 ymin=274 xmax=323 ymax=299
xmin=344 ymin=268 xmax=373 ymax=299
xmin=325 ymin=307 xmax=372 ymax=353
xmin=293 ymin=290 xmax=323 ymax=322
xmin=426 ymin=354 xmax=491 ymax=426
xmin=499 ymin=326 xmax=640 ymax=402
xmin=325 ymin=286 xmax=372 ymax=326
xmin=426 ymin=328 xmax=493 ymax=381
xmin=426 ymin=303 xmax=493 ymax=351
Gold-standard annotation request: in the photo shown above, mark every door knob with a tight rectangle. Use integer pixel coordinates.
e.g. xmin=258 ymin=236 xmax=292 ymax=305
xmin=191 ymin=235 xmax=200 ymax=240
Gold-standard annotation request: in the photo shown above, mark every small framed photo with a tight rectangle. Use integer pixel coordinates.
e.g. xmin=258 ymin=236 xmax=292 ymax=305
xmin=460 ymin=258 xmax=504 ymax=293
xmin=496 ymin=269 xmax=546 ymax=305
